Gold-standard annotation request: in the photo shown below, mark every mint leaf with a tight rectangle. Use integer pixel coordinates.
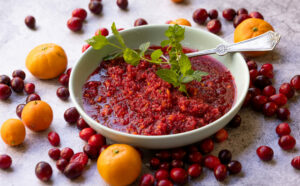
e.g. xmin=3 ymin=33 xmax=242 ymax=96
xmin=178 ymin=54 xmax=191 ymax=76
xmin=156 ymin=69 xmax=179 ymax=87
xmin=86 ymin=35 xmax=108 ymax=50
xmin=111 ymin=22 xmax=126 ymax=49
xmin=161 ymin=40 xmax=170 ymax=47
xmin=139 ymin=42 xmax=150 ymax=57
xmin=181 ymin=75 xmax=194 ymax=83
xmin=151 ymin=49 xmax=163 ymax=61
xmin=123 ymin=48 xmax=140 ymax=66
xmin=179 ymin=84 xmax=188 ymax=95
xmin=192 ymin=71 xmax=208 ymax=82
xmin=103 ymin=51 xmax=123 ymax=61
xmin=173 ymin=24 xmax=185 ymax=42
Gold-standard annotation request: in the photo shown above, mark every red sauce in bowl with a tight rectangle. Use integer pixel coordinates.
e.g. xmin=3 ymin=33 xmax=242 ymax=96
xmin=82 ymin=47 xmax=236 ymax=135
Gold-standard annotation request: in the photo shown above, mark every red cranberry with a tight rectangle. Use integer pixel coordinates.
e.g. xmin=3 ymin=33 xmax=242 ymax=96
xmin=99 ymin=145 xmax=110 ymax=154
xmin=276 ymin=123 xmax=291 ymax=137
xmin=66 ymin=68 xmax=72 ymax=76
xmin=170 ymin=168 xmax=187 ymax=184
xmin=254 ymin=75 xmax=272 ymax=89
xmin=155 ymin=150 xmax=171 ymax=161
xmin=278 ymin=135 xmax=296 ymax=150
xmin=171 ymin=148 xmax=186 ymax=160
xmin=60 ymin=147 xmax=74 ymax=160
xmin=25 ymin=16 xmax=36 ymax=29
xmin=214 ymin=129 xmax=228 ymax=142
xmin=16 ymin=104 xmax=25 ymax=118
xmin=117 ymin=28 xmax=124 ymax=31
xmin=259 ymin=68 xmax=274 ymax=79
xmin=261 ymin=63 xmax=273 ymax=71
xmin=24 ymin=83 xmax=35 ymax=94
xmin=0 ymin=154 xmax=12 ymax=169
xmin=247 ymin=60 xmax=257 ymax=70
xmin=88 ymin=1 xmax=103 ymax=15
xmin=188 ymin=151 xmax=202 ymax=164
xmin=83 ymin=144 xmax=99 ymax=159
xmin=269 ymin=93 xmax=287 ymax=107
xmin=256 ymin=146 xmax=273 ymax=161
xmin=157 ymin=179 xmax=173 ymax=186
xmin=207 ymin=19 xmax=222 ymax=34
xmin=227 ymin=160 xmax=242 ymax=174
xmin=88 ymin=134 xmax=106 ymax=148
xmin=77 ymin=118 xmax=89 ymax=130
xmin=243 ymin=92 xmax=253 ymax=106
xmin=291 ymin=156 xmax=300 ymax=170
xmin=252 ymin=95 xmax=268 ymax=111
xmin=56 ymin=158 xmax=68 ymax=172
xmin=222 ymin=8 xmax=236 ymax=21
xmin=277 ymin=107 xmax=290 ymax=120
xmin=59 ymin=74 xmax=69 ymax=87
xmin=134 ymin=18 xmax=148 ymax=26
xmin=67 ymin=17 xmax=83 ymax=32
xmin=228 ymin=114 xmax=242 ymax=128
xmin=0 ymin=75 xmax=11 ymax=86
xmin=139 ymin=174 xmax=155 ymax=186
xmin=155 ymin=169 xmax=169 ymax=181
xmin=171 ymin=159 xmax=184 ymax=168
xmin=116 ymin=0 xmax=128 ymax=10
xmin=262 ymin=85 xmax=276 ymax=97
xmin=187 ymin=145 xmax=199 ymax=153
xmin=290 ymin=75 xmax=300 ymax=90
xmin=248 ymin=87 xmax=262 ymax=96
xmin=56 ymin=87 xmax=69 ymax=100
xmin=279 ymin=83 xmax=295 ymax=98
xmin=199 ymin=138 xmax=214 ymax=154
xmin=218 ymin=149 xmax=232 ymax=164
xmin=188 ymin=164 xmax=202 ymax=178
xmin=82 ymin=43 xmax=90 ymax=53
xmin=150 ymin=157 xmax=160 ymax=170
xmin=70 ymin=152 xmax=89 ymax=167
xmin=262 ymin=102 xmax=278 ymax=116
xmin=233 ymin=14 xmax=250 ymax=28
xmin=11 ymin=77 xmax=24 ymax=93
xmin=249 ymin=11 xmax=264 ymax=19
xmin=35 ymin=162 xmax=52 ymax=182
xmin=79 ymin=127 xmax=96 ymax=141
xmin=0 ymin=84 xmax=12 ymax=100
xmin=64 ymin=107 xmax=80 ymax=124
xmin=214 ymin=164 xmax=227 ymax=181
xmin=193 ymin=8 xmax=208 ymax=24
xmin=204 ymin=155 xmax=221 ymax=170
xmin=237 ymin=8 xmax=248 ymax=15
xmin=48 ymin=131 xmax=60 ymax=147
xmin=72 ymin=8 xmax=87 ymax=20
xmin=159 ymin=162 xmax=170 ymax=170
xmin=249 ymin=69 xmax=258 ymax=81
xmin=63 ymin=162 xmax=84 ymax=179
xmin=48 ymin=148 xmax=61 ymax=160
xmin=26 ymin=93 xmax=41 ymax=103
xmin=208 ymin=9 xmax=218 ymax=19
xmin=95 ymin=28 xmax=109 ymax=36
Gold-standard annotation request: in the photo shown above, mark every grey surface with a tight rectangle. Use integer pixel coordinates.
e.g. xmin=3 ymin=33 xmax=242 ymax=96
xmin=0 ymin=0 xmax=299 ymax=185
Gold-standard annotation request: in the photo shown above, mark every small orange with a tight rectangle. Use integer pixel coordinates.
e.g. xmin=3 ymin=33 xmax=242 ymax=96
xmin=234 ymin=18 xmax=274 ymax=56
xmin=172 ymin=0 xmax=184 ymax=3
xmin=170 ymin=18 xmax=191 ymax=26
xmin=21 ymin=100 xmax=53 ymax=132
xmin=1 ymin=119 xmax=26 ymax=146
xmin=97 ymin=144 xmax=142 ymax=186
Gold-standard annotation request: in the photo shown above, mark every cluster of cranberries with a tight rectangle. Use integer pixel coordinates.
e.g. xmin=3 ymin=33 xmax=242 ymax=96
xmin=67 ymin=8 xmax=88 ymax=32
xmin=56 ymin=68 xmax=71 ymax=100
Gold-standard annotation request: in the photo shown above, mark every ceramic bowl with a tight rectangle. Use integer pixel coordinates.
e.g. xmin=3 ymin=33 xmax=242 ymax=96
xmin=69 ymin=25 xmax=249 ymax=149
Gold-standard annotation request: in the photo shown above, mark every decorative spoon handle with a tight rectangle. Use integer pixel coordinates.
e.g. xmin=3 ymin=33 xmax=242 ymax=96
xmin=186 ymin=31 xmax=281 ymax=57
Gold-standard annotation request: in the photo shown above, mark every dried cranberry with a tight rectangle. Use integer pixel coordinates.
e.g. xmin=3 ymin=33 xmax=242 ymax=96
xmin=278 ymin=135 xmax=296 ymax=150
xmin=116 ymin=0 xmax=128 ymax=10
xmin=290 ymin=75 xmax=300 ymax=90
xmin=170 ymin=168 xmax=187 ymax=184
xmin=25 ymin=16 xmax=36 ymax=29
xmin=35 ymin=162 xmax=52 ymax=182
xmin=199 ymin=138 xmax=214 ymax=154
xmin=56 ymin=158 xmax=68 ymax=172
xmin=155 ymin=169 xmax=169 ymax=181
xmin=193 ymin=8 xmax=208 ymax=24
xmin=256 ymin=146 xmax=273 ymax=161
xmin=262 ymin=102 xmax=278 ymax=117
xmin=72 ymin=8 xmax=87 ymax=20
xmin=206 ymin=19 xmax=222 ymax=34
xmin=204 ymin=155 xmax=221 ymax=170
xmin=208 ymin=9 xmax=218 ymax=19
xmin=291 ymin=156 xmax=300 ymax=170
xmin=134 ymin=18 xmax=148 ymax=26
xmin=67 ymin=17 xmax=83 ymax=32
xmin=64 ymin=107 xmax=80 ymax=123
xmin=222 ymin=8 xmax=236 ymax=21
xmin=48 ymin=148 xmax=61 ymax=160
xmin=227 ymin=160 xmax=242 ymax=174
xmin=277 ymin=107 xmax=290 ymax=120
xmin=88 ymin=1 xmax=103 ymax=15
xmin=214 ymin=164 xmax=227 ymax=181
xmin=60 ymin=147 xmax=74 ymax=160
xmin=83 ymin=144 xmax=99 ymax=159
xmin=139 ymin=174 xmax=155 ymax=186
xmin=0 ymin=84 xmax=12 ymax=100
xmin=269 ymin=93 xmax=287 ymax=107
xmin=16 ymin=104 xmax=25 ymax=118
xmin=279 ymin=83 xmax=295 ymax=98
xmin=63 ymin=162 xmax=84 ymax=179
xmin=276 ymin=123 xmax=291 ymax=137
xmin=11 ymin=77 xmax=24 ymax=93
xmin=233 ymin=14 xmax=250 ymax=28
xmin=218 ymin=149 xmax=232 ymax=164
xmin=0 ymin=75 xmax=11 ymax=86
xmin=76 ymin=118 xmax=89 ymax=130
xmin=70 ymin=152 xmax=89 ymax=167
xmin=249 ymin=11 xmax=264 ymax=19
xmin=0 ymin=154 xmax=12 ymax=169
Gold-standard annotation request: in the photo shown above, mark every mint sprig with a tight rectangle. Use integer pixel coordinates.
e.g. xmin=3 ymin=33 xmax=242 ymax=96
xmin=86 ymin=23 xmax=208 ymax=95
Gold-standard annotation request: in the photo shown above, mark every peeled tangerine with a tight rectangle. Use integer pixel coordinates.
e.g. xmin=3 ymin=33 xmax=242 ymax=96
xmin=1 ymin=119 xmax=26 ymax=146
xmin=26 ymin=43 xmax=67 ymax=79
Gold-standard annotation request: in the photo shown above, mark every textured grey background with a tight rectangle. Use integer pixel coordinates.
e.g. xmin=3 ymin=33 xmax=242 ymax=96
xmin=0 ymin=0 xmax=299 ymax=185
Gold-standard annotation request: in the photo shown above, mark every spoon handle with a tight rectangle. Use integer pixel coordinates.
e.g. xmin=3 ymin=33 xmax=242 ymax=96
xmin=186 ymin=31 xmax=281 ymax=57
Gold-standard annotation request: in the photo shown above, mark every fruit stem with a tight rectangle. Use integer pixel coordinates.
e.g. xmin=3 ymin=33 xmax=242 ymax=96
xmin=253 ymin=27 xmax=258 ymax=32
xmin=113 ymin=149 xmax=119 ymax=154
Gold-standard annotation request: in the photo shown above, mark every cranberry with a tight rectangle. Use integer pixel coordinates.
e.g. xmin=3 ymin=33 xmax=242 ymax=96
xmin=259 ymin=68 xmax=274 ymax=79
xmin=134 ymin=18 xmax=148 ymax=26
xmin=60 ymin=147 xmax=74 ymax=160
xmin=279 ymin=83 xmax=295 ymax=98
xmin=83 ymin=144 xmax=99 ymax=159
xmin=227 ymin=160 xmax=242 ymax=174
xmin=157 ymin=179 xmax=173 ymax=186
xmin=48 ymin=131 xmax=60 ymax=146
xmin=11 ymin=77 xmax=24 ymax=93
xmin=243 ymin=92 xmax=253 ymax=106
xmin=159 ymin=162 xmax=170 ymax=170
xmin=16 ymin=104 xmax=25 ymax=118
xmin=70 ymin=152 xmax=89 ymax=167
xmin=291 ymin=156 xmax=300 ymax=170
xmin=150 ymin=157 xmax=160 ymax=170
xmin=155 ymin=169 xmax=169 ymax=181
xmin=262 ymin=63 xmax=273 ymax=71
xmin=0 ymin=154 xmax=12 ymax=169
xmin=290 ymin=75 xmax=300 ymax=90
xmin=116 ymin=0 xmax=128 ymax=10
xmin=155 ymin=150 xmax=171 ymax=161
xmin=247 ymin=60 xmax=257 ymax=70
xmin=67 ymin=17 xmax=83 ymax=32
xmin=206 ymin=19 xmax=222 ymax=34
xmin=228 ymin=114 xmax=242 ymax=128
xmin=88 ymin=1 xmax=103 ymax=14
xmin=72 ymin=8 xmax=87 ymax=20
xmin=35 ymin=162 xmax=52 ymax=182
xmin=187 ymin=145 xmax=199 ymax=153
xmin=208 ymin=9 xmax=218 ymax=19
xmin=82 ymin=43 xmax=90 ymax=53
xmin=26 ymin=93 xmax=41 ymax=103
xmin=233 ymin=14 xmax=250 ymax=28
xmin=170 ymin=168 xmax=187 ymax=184
xmin=64 ymin=162 xmax=84 ymax=179
xmin=214 ymin=129 xmax=228 ymax=142
xmin=0 ymin=84 xmax=12 ymax=100
xmin=56 ymin=158 xmax=68 ymax=172
xmin=214 ymin=164 xmax=227 ymax=181
xmin=256 ymin=146 xmax=273 ymax=161
xmin=0 ymin=75 xmax=11 ymax=86
xmin=171 ymin=159 xmax=184 ymax=168
xmin=25 ymin=16 xmax=36 ymax=29
xmin=222 ymin=8 xmax=236 ymax=21
xmin=48 ymin=148 xmax=61 ymax=160
xmin=117 ymin=28 xmax=124 ymax=31
xmin=59 ymin=74 xmax=69 ymax=87
xmin=277 ymin=107 xmax=290 ymax=120
xmin=66 ymin=68 xmax=72 ymax=76
xmin=248 ymin=87 xmax=262 ymax=96
xmin=139 ymin=174 xmax=155 ymax=186
xmin=278 ymin=135 xmax=296 ymax=150
xmin=199 ymin=138 xmax=214 ymax=154
xmin=254 ymin=75 xmax=272 ymax=89
xmin=204 ymin=155 xmax=221 ymax=170
xmin=237 ymin=8 xmax=248 ymax=15
xmin=99 ymin=145 xmax=109 ymax=154
xmin=262 ymin=85 xmax=276 ymax=97
xmin=24 ymin=83 xmax=35 ymax=94
xmin=188 ymin=151 xmax=202 ymax=164
xmin=262 ymin=102 xmax=278 ymax=116
xmin=249 ymin=69 xmax=258 ymax=81
xmin=12 ymin=70 xmax=25 ymax=80
xmin=56 ymin=87 xmax=69 ymax=100
xmin=79 ymin=127 xmax=96 ymax=141
xmin=171 ymin=148 xmax=186 ymax=160
xmin=64 ymin=107 xmax=80 ymax=123
xmin=187 ymin=164 xmax=202 ymax=178
xmin=269 ymin=93 xmax=287 ymax=107
xmin=88 ymin=134 xmax=106 ymax=148
xmin=252 ymin=95 xmax=268 ymax=111
xmin=249 ymin=11 xmax=264 ymax=19
xmin=95 ymin=28 xmax=109 ymax=36
xmin=276 ymin=123 xmax=291 ymax=137
xmin=193 ymin=8 xmax=208 ymax=24
xmin=77 ymin=118 xmax=89 ymax=130
xmin=218 ymin=149 xmax=232 ymax=164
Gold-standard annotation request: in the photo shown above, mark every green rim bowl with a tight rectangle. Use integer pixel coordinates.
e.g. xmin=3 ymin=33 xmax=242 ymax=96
xmin=69 ymin=25 xmax=249 ymax=149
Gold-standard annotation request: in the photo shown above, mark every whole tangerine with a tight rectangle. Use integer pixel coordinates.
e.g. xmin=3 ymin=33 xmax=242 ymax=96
xmin=1 ymin=119 xmax=26 ymax=146
xmin=170 ymin=18 xmax=191 ymax=26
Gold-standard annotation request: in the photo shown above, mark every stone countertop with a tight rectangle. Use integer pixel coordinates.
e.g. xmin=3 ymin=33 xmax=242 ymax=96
xmin=0 ymin=0 xmax=299 ymax=185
